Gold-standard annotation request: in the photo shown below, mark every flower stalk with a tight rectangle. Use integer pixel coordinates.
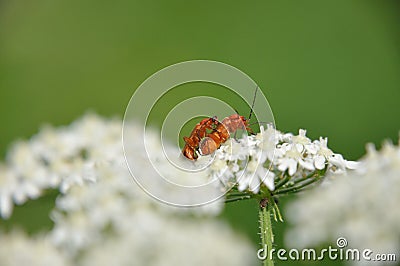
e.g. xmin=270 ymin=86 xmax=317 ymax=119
xmin=259 ymin=198 xmax=275 ymax=266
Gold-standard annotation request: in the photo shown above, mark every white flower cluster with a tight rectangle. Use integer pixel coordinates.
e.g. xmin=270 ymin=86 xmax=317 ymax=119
xmin=285 ymin=139 xmax=400 ymax=265
xmin=0 ymin=231 xmax=70 ymax=266
xmin=209 ymin=125 xmax=358 ymax=194
xmin=0 ymin=113 xmax=256 ymax=266
xmin=79 ymin=217 xmax=256 ymax=266
xmin=50 ymin=158 xmax=256 ymax=266
xmin=0 ymin=113 xmax=122 ymax=219
xmin=0 ymin=113 xmax=222 ymax=219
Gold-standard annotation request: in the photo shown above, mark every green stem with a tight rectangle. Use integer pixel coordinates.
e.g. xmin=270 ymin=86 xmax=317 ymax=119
xmin=274 ymin=176 xmax=321 ymax=195
xmin=259 ymin=200 xmax=274 ymax=266
xmin=274 ymin=174 xmax=290 ymax=190
xmin=225 ymin=195 xmax=252 ymax=203
xmin=226 ymin=191 xmax=249 ymax=198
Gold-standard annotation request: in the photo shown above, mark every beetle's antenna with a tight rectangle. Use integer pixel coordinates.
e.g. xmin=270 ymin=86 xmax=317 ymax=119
xmin=248 ymin=121 xmax=272 ymax=126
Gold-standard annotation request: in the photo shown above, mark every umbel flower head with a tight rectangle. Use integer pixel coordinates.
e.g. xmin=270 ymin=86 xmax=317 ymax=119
xmin=208 ymin=125 xmax=358 ymax=200
xmin=285 ymin=137 xmax=400 ymax=265
xmin=0 ymin=113 xmax=224 ymax=219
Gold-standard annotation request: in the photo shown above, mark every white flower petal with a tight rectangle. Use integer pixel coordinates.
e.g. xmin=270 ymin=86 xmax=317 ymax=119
xmin=262 ymin=171 xmax=275 ymax=191
xmin=314 ymin=155 xmax=326 ymax=170
xmin=249 ymin=176 xmax=260 ymax=194
xmin=288 ymin=159 xmax=298 ymax=176
xmin=0 ymin=194 xmax=13 ymax=219
xmin=346 ymin=160 xmax=360 ymax=170
xmin=299 ymin=159 xmax=315 ymax=171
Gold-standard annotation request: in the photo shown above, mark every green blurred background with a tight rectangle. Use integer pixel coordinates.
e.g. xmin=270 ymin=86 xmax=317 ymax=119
xmin=1 ymin=1 xmax=399 ymax=265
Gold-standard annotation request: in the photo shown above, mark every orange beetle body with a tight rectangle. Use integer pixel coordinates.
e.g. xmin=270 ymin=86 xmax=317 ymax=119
xmin=182 ymin=117 xmax=218 ymax=160
xmin=182 ymin=86 xmax=258 ymax=160
xmin=199 ymin=114 xmax=251 ymax=156
xmin=182 ymin=114 xmax=251 ymax=160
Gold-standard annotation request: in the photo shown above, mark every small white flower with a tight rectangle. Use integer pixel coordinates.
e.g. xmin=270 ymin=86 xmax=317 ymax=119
xmin=313 ymin=155 xmax=326 ymax=170
xmin=221 ymin=138 xmax=249 ymax=161
xmin=12 ymin=181 xmax=41 ymax=204
xmin=312 ymin=137 xmax=334 ymax=170
xmin=328 ymin=153 xmax=360 ymax=173
xmin=276 ymin=144 xmax=315 ymax=176
xmin=237 ymin=159 xmax=275 ymax=193
xmin=292 ymin=129 xmax=310 ymax=145
xmin=0 ymin=166 xmax=17 ymax=219
xmin=255 ymin=124 xmax=280 ymax=162
xmin=291 ymin=129 xmax=316 ymax=154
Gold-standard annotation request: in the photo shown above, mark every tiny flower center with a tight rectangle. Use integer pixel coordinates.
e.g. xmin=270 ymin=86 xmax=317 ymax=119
xmin=286 ymin=148 xmax=302 ymax=160
xmin=247 ymin=160 xmax=259 ymax=172
xmin=292 ymin=135 xmax=310 ymax=145
xmin=318 ymin=147 xmax=333 ymax=157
